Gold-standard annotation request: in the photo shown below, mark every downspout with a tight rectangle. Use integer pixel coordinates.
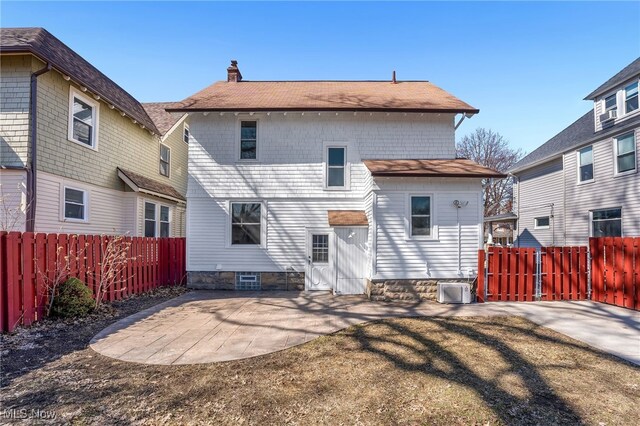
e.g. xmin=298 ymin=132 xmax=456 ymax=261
xmin=26 ymin=62 xmax=52 ymax=232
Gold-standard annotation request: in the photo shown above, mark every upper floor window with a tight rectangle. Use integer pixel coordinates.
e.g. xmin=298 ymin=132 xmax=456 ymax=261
xmin=326 ymin=147 xmax=346 ymax=188
xmin=591 ymin=208 xmax=622 ymax=237
xmin=240 ymin=121 xmax=257 ymax=160
xmin=604 ymin=94 xmax=617 ymax=113
xmin=183 ymin=123 xmax=190 ymax=144
xmin=578 ymin=145 xmax=594 ymax=183
xmin=410 ymin=195 xmax=432 ymax=237
xmin=160 ymin=144 xmax=170 ymax=177
xmin=625 ymin=82 xmax=639 ymax=114
xmin=68 ymin=89 xmax=98 ymax=148
xmin=64 ymin=187 xmax=87 ymax=221
xmin=534 ymin=216 xmax=550 ymax=229
xmin=231 ymin=202 xmax=262 ymax=245
xmin=615 ymin=132 xmax=636 ymax=175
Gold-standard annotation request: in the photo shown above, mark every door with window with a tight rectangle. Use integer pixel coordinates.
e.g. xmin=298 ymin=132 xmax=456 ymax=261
xmin=305 ymin=230 xmax=334 ymax=291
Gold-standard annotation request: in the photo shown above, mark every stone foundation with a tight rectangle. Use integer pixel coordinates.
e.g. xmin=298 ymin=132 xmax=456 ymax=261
xmin=366 ymin=279 xmax=468 ymax=301
xmin=188 ymin=271 xmax=304 ymax=291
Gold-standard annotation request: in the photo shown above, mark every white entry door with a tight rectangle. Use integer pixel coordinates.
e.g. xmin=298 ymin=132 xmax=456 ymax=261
xmin=305 ymin=230 xmax=334 ymax=291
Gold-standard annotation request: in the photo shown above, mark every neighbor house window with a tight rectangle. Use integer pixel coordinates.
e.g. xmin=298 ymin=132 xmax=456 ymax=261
xmin=68 ymin=90 xmax=98 ymax=148
xmin=578 ymin=146 xmax=594 ymax=182
xmin=591 ymin=208 xmax=622 ymax=237
xmin=231 ymin=202 xmax=261 ymax=245
xmin=625 ymin=81 xmax=638 ymax=114
xmin=615 ymin=132 xmax=636 ymax=174
xmin=183 ymin=123 xmax=190 ymax=144
xmin=160 ymin=144 xmax=170 ymax=177
xmin=326 ymin=147 xmax=346 ymax=187
xmin=240 ymin=121 xmax=257 ymax=160
xmin=144 ymin=202 xmax=156 ymax=237
xmin=604 ymin=94 xmax=617 ymax=115
xmin=534 ymin=216 xmax=550 ymax=229
xmin=410 ymin=196 xmax=432 ymax=237
xmin=160 ymin=206 xmax=170 ymax=237
xmin=64 ymin=187 xmax=87 ymax=221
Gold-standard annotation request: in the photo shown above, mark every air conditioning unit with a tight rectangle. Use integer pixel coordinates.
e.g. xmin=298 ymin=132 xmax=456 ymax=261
xmin=437 ymin=282 xmax=472 ymax=304
xmin=600 ymin=110 xmax=617 ymax=122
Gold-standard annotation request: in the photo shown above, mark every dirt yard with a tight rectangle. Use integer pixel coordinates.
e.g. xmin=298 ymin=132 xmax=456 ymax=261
xmin=2 ymin=309 xmax=638 ymax=425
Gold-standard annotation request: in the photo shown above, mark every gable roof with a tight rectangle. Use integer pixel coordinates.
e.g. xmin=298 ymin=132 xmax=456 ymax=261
xmin=142 ymin=102 xmax=185 ymax=136
xmin=510 ymin=110 xmax=595 ymax=173
xmin=585 ymin=57 xmax=640 ymax=100
xmin=117 ymin=168 xmax=185 ymax=202
xmin=363 ymin=159 xmax=505 ymax=178
xmin=167 ymin=81 xmax=478 ymax=113
xmin=0 ymin=27 xmax=158 ymax=134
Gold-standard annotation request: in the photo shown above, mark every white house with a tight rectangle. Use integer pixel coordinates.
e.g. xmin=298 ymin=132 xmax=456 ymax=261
xmin=171 ymin=61 xmax=503 ymax=299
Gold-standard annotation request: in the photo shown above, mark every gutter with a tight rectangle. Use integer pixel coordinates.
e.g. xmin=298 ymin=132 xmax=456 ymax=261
xmin=26 ymin=62 xmax=52 ymax=232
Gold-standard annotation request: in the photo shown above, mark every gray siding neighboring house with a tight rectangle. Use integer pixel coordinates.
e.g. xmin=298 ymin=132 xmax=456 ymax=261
xmin=511 ymin=57 xmax=640 ymax=247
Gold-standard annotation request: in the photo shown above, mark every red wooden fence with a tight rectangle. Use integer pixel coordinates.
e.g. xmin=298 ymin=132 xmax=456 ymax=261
xmin=589 ymin=237 xmax=639 ymax=310
xmin=0 ymin=231 xmax=186 ymax=333
xmin=540 ymin=246 xmax=589 ymax=301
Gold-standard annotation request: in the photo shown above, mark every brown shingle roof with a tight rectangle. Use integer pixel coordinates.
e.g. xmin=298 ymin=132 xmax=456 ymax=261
xmin=142 ymin=102 xmax=185 ymax=135
xmin=0 ymin=28 xmax=158 ymax=134
xmin=117 ymin=168 xmax=185 ymax=202
xmin=328 ymin=210 xmax=368 ymax=227
xmin=168 ymin=81 xmax=478 ymax=113
xmin=363 ymin=159 xmax=505 ymax=178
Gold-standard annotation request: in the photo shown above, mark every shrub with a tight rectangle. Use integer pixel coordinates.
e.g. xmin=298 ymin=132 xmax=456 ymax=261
xmin=51 ymin=277 xmax=94 ymax=318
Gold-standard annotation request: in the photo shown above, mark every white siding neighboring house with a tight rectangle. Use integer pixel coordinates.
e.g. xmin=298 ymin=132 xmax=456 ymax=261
xmin=511 ymin=57 xmax=640 ymax=247
xmin=175 ymin=61 xmax=503 ymax=297
xmin=0 ymin=28 xmax=188 ymax=237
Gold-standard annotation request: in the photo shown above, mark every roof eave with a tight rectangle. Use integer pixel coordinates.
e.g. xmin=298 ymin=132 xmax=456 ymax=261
xmin=166 ymin=107 xmax=479 ymax=114
xmin=371 ymin=172 xmax=506 ymax=178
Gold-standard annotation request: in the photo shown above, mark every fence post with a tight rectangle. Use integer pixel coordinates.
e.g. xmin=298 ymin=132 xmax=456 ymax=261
xmin=587 ymin=242 xmax=592 ymax=300
xmin=477 ymin=249 xmax=485 ymax=303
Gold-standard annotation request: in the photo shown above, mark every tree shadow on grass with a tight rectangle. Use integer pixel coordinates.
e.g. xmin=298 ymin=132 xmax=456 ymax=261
xmin=350 ymin=316 xmax=583 ymax=425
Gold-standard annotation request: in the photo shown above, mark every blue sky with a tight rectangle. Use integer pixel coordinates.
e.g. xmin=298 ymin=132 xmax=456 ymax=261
xmin=3 ymin=1 xmax=639 ymax=153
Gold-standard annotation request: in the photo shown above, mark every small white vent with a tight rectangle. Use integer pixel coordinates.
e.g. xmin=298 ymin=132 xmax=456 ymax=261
xmin=437 ymin=282 xmax=472 ymax=304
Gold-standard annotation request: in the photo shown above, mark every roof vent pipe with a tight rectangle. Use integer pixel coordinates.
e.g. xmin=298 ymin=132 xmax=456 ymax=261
xmin=392 ymin=70 xmax=396 ymax=84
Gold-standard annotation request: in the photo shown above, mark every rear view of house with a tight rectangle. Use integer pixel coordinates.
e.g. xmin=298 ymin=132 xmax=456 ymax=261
xmin=175 ymin=61 xmax=502 ymax=297
xmin=0 ymin=28 xmax=188 ymax=236
xmin=511 ymin=57 xmax=640 ymax=247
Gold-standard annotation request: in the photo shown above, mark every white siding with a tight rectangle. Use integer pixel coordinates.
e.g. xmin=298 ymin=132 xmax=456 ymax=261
xmin=373 ymin=178 xmax=483 ymax=279
xmin=35 ymin=171 xmax=137 ymax=235
xmin=514 ymin=158 xmax=564 ymax=247
xmin=187 ymin=197 xmax=363 ymax=272
xmin=0 ymin=169 xmax=27 ymax=232
xmin=563 ymin=126 xmax=640 ymax=244
xmin=188 ymin=112 xmax=456 ymax=199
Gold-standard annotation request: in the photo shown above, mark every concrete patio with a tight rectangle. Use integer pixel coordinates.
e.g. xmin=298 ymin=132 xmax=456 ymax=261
xmin=90 ymin=291 xmax=640 ymax=366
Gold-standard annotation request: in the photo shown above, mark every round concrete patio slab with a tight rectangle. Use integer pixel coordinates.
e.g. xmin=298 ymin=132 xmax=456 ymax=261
xmin=90 ymin=291 xmax=640 ymax=366
xmin=89 ymin=290 xmax=504 ymax=365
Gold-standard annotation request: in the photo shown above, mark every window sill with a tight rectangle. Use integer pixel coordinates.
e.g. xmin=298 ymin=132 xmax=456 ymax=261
xmin=68 ymin=137 xmax=97 ymax=151
xmin=613 ymin=169 xmax=637 ymax=178
xmin=576 ymin=179 xmax=595 ymax=186
xmin=62 ymin=218 xmax=89 ymax=224
xmin=323 ymin=187 xmax=351 ymax=192
xmin=534 ymin=227 xmax=550 ymax=230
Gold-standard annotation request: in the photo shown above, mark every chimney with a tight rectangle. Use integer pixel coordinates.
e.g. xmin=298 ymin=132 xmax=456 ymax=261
xmin=227 ymin=60 xmax=242 ymax=82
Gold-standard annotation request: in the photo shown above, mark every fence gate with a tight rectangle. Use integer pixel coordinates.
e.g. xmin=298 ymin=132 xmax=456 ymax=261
xmin=477 ymin=246 xmax=589 ymax=302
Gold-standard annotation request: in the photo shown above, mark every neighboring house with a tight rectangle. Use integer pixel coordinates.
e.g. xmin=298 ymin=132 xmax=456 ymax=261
xmin=510 ymin=57 xmax=640 ymax=247
xmin=0 ymin=28 xmax=188 ymax=236
xmin=172 ymin=61 xmax=503 ymax=295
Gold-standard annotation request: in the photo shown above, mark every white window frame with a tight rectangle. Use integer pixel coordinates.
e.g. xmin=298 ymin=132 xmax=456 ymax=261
xmin=68 ymin=87 xmax=99 ymax=150
xmin=576 ymin=145 xmax=594 ymax=184
xmin=613 ymin=132 xmax=637 ymax=176
xmin=590 ymin=207 xmax=623 ymax=238
xmin=534 ymin=216 xmax=550 ymax=230
xmin=623 ymin=80 xmax=639 ymax=116
xmin=183 ymin=122 xmax=190 ymax=144
xmin=406 ymin=193 xmax=437 ymax=240
xmin=61 ymin=186 xmax=89 ymax=223
xmin=603 ymin=93 xmax=618 ymax=113
xmin=159 ymin=205 xmax=171 ymax=238
xmin=143 ymin=201 xmax=172 ymax=238
xmin=236 ymin=118 xmax=259 ymax=162
xmin=323 ymin=142 xmax=350 ymax=191
xmin=159 ymin=143 xmax=171 ymax=177
xmin=227 ymin=201 xmax=267 ymax=248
